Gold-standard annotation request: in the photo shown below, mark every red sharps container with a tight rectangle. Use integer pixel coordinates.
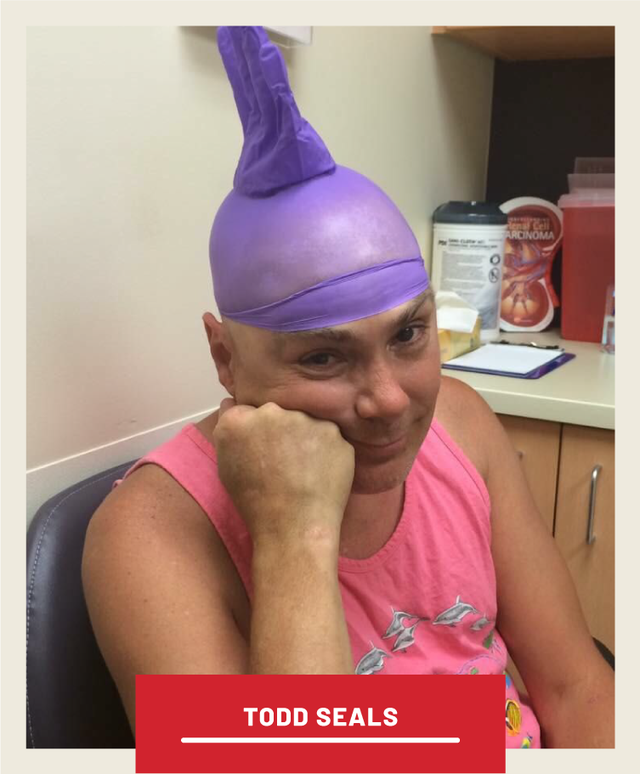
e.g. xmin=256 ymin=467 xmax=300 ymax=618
xmin=558 ymin=188 xmax=615 ymax=343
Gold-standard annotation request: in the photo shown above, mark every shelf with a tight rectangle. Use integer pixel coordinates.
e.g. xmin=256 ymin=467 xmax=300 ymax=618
xmin=441 ymin=330 xmax=614 ymax=430
xmin=431 ymin=26 xmax=614 ymax=62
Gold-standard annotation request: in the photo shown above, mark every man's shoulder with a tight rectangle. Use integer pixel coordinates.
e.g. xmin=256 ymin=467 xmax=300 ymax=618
xmin=435 ymin=374 xmax=492 ymax=422
xmin=434 ymin=376 xmax=502 ymax=482
xmin=86 ymin=463 xmax=211 ymax=558
xmin=111 ymin=462 xmax=200 ymax=513
xmin=83 ymin=461 xmax=249 ymax=625
xmin=103 ymin=412 xmax=220 ymax=524
xmin=85 ymin=457 xmax=234 ymax=587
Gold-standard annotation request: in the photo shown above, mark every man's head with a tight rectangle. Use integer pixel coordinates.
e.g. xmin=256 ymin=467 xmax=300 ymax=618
xmin=203 ymin=289 xmax=441 ymax=495
xmin=206 ymin=26 xmax=439 ymax=494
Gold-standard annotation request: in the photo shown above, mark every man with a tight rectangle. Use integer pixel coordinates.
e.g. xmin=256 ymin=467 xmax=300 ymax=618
xmin=82 ymin=27 xmax=614 ymax=748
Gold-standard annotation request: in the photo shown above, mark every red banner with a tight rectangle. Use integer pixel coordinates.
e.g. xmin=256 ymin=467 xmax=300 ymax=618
xmin=136 ymin=674 xmax=505 ymax=773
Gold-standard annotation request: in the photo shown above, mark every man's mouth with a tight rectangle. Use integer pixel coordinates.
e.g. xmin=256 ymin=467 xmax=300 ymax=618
xmin=354 ymin=437 xmax=404 ymax=448
xmin=347 ymin=435 xmax=408 ymax=456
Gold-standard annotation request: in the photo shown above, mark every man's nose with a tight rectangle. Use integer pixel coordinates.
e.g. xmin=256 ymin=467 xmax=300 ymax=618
xmin=354 ymin=360 xmax=410 ymax=420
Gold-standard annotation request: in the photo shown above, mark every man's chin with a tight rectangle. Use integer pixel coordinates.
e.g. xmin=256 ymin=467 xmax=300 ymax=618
xmin=350 ymin=457 xmax=415 ymax=495
xmin=347 ymin=417 xmax=430 ymax=494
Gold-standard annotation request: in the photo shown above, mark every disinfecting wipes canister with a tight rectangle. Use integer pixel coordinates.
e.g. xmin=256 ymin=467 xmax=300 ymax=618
xmin=431 ymin=202 xmax=508 ymax=342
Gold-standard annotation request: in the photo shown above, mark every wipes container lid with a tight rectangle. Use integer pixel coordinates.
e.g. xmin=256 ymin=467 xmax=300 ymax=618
xmin=433 ymin=201 xmax=508 ymax=225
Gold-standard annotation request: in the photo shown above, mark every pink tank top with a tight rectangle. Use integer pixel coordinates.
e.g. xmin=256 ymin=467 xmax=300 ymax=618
xmin=116 ymin=418 xmax=541 ymax=748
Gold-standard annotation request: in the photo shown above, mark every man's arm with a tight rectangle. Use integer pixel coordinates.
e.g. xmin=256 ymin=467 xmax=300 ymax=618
xmin=438 ymin=377 xmax=614 ymax=748
xmin=82 ymin=464 xmax=251 ymax=731
xmin=249 ymin=533 xmax=353 ymax=674
xmin=83 ymin=403 xmax=355 ymax=732
xmin=212 ymin=399 xmax=355 ymax=674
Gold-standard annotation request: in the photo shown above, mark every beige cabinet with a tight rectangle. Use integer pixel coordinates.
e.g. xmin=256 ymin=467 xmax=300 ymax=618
xmin=499 ymin=415 xmax=615 ymax=654
xmin=554 ymin=425 xmax=615 ymax=652
xmin=498 ymin=415 xmax=560 ymax=535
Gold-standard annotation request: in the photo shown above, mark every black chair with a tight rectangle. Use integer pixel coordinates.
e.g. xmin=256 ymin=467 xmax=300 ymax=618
xmin=26 ymin=461 xmax=614 ymax=748
xmin=594 ymin=637 xmax=615 ymax=670
xmin=26 ymin=461 xmax=137 ymax=748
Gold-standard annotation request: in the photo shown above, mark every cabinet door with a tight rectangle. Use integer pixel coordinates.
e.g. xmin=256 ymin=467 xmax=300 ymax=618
xmin=498 ymin=415 xmax=561 ymax=534
xmin=554 ymin=426 xmax=614 ymax=652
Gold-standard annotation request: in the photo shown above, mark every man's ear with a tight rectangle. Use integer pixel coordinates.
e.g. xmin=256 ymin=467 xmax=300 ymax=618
xmin=202 ymin=312 xmax=235 ymax=396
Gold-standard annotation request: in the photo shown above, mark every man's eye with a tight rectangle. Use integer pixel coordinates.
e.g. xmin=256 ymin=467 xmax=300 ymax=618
xmin=396 ymin=325 xmax=422 ymax=343
xmin=301 ymin=352 xmax=335 ymax=367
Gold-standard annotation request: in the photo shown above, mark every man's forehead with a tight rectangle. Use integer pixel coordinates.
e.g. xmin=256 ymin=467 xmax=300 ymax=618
xmin=271 ymin=289 xmax=434 ymax=349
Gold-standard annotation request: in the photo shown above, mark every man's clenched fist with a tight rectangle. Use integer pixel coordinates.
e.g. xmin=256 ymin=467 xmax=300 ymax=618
xmin=212 ymin=399 xmax=355 ymax=545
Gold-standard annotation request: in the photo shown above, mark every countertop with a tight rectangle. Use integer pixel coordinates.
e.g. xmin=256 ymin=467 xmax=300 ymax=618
xmin=441 ymin=329 xmax=614 ymax=430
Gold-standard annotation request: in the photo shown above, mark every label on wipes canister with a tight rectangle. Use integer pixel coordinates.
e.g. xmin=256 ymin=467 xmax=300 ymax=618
xmin=432 ymin=226 xmax=507 ymax=341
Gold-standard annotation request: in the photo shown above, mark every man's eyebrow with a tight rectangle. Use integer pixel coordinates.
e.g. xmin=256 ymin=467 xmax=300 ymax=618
xmin=275 ymin=289 xmax=434 ymax=345
xmin=394 ymin=289 xmax=433 ymax=330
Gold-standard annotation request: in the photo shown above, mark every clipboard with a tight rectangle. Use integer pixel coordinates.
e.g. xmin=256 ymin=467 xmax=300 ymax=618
xmin=442 ymin=344 xmax=575 ymax=380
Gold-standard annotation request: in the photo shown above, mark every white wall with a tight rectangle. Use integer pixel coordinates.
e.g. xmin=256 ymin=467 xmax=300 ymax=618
xmin=26 ymin=26 xmax=494 ymax=525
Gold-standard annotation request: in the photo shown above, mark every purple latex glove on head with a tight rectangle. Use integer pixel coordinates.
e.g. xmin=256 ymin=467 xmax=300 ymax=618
xmin=217 ymin=25 xmax=335 ymax=196
xmin=210 ymin=26 xmax=429 ymax=331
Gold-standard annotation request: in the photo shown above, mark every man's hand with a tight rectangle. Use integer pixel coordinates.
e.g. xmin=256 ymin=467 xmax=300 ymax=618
xmin=213 ymin=399 xmax=355 ymax=545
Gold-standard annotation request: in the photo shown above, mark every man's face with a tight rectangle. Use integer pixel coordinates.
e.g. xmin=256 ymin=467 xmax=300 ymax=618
xmin=221 ymin=290 xmax=441 ymax=494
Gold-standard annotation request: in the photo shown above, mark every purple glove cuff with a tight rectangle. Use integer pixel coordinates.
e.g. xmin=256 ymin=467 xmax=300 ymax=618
xmin=219 ymin=257 xmax=430 ymax=331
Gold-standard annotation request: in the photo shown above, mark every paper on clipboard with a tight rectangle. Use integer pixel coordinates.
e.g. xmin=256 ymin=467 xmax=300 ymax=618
xmin=443 ymin=343 xmax=565 ymax=375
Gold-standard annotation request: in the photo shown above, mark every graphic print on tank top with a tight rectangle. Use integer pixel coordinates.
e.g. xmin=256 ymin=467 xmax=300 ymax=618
xmin=352 ymin=597 xmax=536 ymax=746
xmin=432 ymin=595 xmax=479 ymax=626
xmin=355 ymin=595 xmax=480 ymax=675
xmin=354 ymin=595 xmax=498 ymax=675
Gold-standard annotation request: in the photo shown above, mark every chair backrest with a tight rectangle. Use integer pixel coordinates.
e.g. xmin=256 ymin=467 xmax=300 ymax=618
xmin=27 ymin=461 xmax=137 ymax=748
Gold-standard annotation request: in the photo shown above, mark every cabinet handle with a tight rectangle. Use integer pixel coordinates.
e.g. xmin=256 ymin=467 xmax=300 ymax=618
xmin=587 ymin=464 xmax=602 ymax=545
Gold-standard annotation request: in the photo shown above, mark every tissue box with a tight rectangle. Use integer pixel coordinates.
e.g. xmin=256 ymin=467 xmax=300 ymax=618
xmin=438 ymin=318 xmax=482 ymax=363
xmin=435 ymin=290 xmax=483 ymax=363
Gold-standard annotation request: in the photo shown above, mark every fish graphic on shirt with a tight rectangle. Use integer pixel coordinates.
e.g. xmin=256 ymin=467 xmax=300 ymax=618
xmin=391 ymin=619 xmax=428 ymax=653
xmin=355 ymin=642 xmax=392 ymax=675
xmin=382 ymin=608 xmax=421 ymax=639
xmin=470 ymin=615 xmax=492 ymax=631
xmin=432 ymin=595 xmax=479 ymax=627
